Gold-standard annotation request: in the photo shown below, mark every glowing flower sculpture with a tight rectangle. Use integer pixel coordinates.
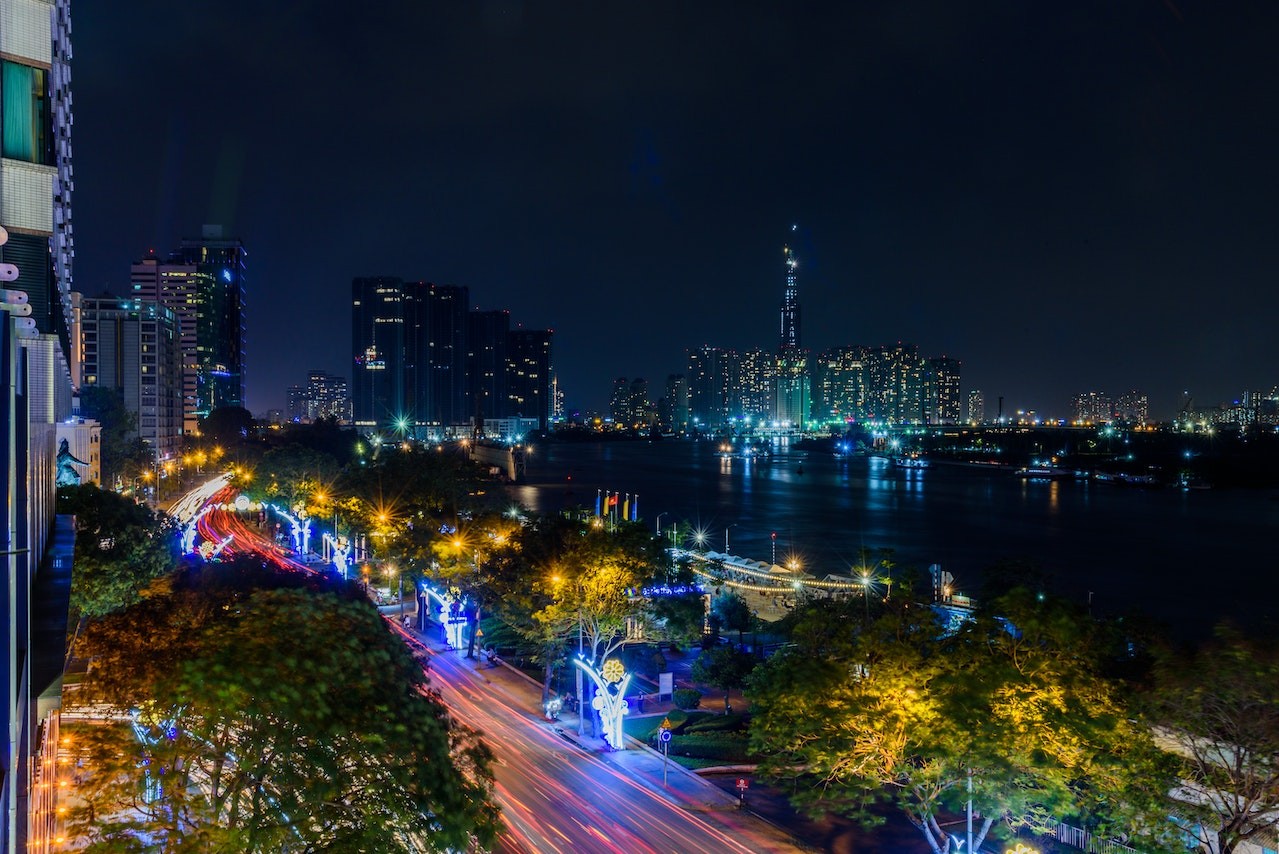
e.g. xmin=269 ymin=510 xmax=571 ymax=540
xmin=575 ymin=656 xmax=631 ymax=750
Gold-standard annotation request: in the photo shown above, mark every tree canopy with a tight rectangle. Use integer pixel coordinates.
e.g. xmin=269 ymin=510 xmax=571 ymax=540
xmin=1145 ymin=625 xmax=1279 ymax=854
xmin=66 ymin=560 xmax=499 ymax=852
xmin=748 ymin=589 xmax=1177 ymax=854
xmin=59 ymin=483 xmax=180 ymax=618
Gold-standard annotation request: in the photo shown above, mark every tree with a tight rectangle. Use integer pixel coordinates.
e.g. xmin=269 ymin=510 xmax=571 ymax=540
xmin=66 ymin=562 xmax=499 ymax=852
xmin=1145 ymin=625 xmax=1279 ymax=854
xmin=257 ymin=443 xmax=341 ymax=511
xmin=712 ymin=590 xmax=755 ymax=648
xmin=749 ymin=589 xmax=1176 ymax=854
xmin=691 ymin=644 xmax=757 ymax=713
xmin=197 ymin=406 xmax=255 ymax=448
xmin=59 ymin=483 xmax=180 ymax=618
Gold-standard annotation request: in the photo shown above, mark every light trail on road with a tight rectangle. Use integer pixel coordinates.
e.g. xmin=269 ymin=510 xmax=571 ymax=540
xmin=193 ymin=500 xmax=802 ymax=853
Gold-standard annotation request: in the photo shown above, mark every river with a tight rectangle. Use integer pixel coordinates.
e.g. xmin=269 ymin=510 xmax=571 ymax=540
xmin=512 ymin=439 xmax=1279 ymax=641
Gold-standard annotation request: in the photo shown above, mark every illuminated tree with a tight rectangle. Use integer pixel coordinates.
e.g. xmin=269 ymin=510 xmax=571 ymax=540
xmin=1146 ymin=625 xmax=1279 ymax=854
xmin=66 ymin=562 xmax=499 ymax=852
xmin=749 ymin=590 xmax=1175 ymax=854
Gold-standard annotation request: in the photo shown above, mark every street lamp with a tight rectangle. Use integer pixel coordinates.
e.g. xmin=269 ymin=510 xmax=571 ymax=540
xmin=860 ymin=571 xmax=874 ymax=621
xmin=655 ymin=512 xmax=667 ymax=536
xmin=388 ymin=565 xmax=403 ymax=621
xmin=725 ymin=523 xmax=738 ymax=554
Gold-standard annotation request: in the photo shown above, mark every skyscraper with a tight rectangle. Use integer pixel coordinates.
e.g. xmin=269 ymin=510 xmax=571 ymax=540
xmin=426 ymin=283 xmax=469 ymax=427
xmin=774 ymin=227 xmax=810 ymax=427
xmin=467 ymin=309 xmax=510 ymax=423
xmin=79 ymin=294 xmax=184 ymax=462
xmin=172 ymin=226 xmax=247 ymax=419
xmin=925 ymin=357 xmax=962 ymax=425
xmin=2 ymin=3 xmax=76 ymax=848
xmin=351 ymin=276 xmax=407 ymax=427
xmin=506 ymin=328 xmax=553 ymax=430
xmin=131 ymin=226 xmax=247 ymax=432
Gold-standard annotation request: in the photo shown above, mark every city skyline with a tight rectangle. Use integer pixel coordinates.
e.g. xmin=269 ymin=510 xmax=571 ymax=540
xmin=70 ymin=4 xmax=1279 ymax=419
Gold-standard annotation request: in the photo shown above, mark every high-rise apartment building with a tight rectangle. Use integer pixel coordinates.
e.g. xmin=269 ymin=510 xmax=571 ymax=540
xmin=813 ymin=347 xmax=867 ymax=424
xmin=687 ymin=345 xmax=731 ymax=428
xmin=1071 ymin=391 xmax=1113 ymax=424
xmin=131 ymin=226 xmax=247 ymax=432
xmin=426 ymin=283 xmax=469 ymax=427
xmin=608 ymin=377 xmax=630 ymax=425
xmin=732 ymin=348 xmax=775 ymax=423
xmin=1114 ymin=390 xmax=1148 ymax=425
xmin=2 ymin=3 xmax=77 ymax=848
xmin=506 ymin=328 xmax=553 ymax=430
xmin=967 ymin=389 xmax=986 ymax=424
xmin=925 ymin=357 xmax=962 ymax=425
xmin=663 ymin=373 xmax=689 ymax=434
xmin=467 ymin=310 xmax=510 ymax=422
xmin=306 ymin=370 xmax=351 ymax=422
xmin=286 ymin=384 xmax=308 ymax=421
xmin=79 ymin=294 xmax=183 ymax=463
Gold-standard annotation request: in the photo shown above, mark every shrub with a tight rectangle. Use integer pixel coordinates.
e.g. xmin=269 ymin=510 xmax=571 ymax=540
xmin=670 ymin=732 xmax=753 ymax=763
xmin=683 ymin=712 xmax=748 ymax=734
xmin=673 ymin=688 xmax=702 ymax=710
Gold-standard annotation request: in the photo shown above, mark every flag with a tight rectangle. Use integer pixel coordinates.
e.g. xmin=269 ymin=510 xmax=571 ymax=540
xmin=622 ymin=494 xmax=630 ymax=520
xmin=595 ymin=489 xmax=602 ymax=517
xmin=631 ymin=494 xmax=638 ymax=521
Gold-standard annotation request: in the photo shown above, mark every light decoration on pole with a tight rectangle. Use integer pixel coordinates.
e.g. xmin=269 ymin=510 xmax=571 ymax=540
xmin=324 ymin=533 xmax=351 ymax=578
xmin=268 ymin=504 xmax=310 ymax=554
xmin=180 ymin=506 xmax=211 ymax=554
xmin=573 ymin=655 xmax=631 ymax=750
xmin=420 ymin=583 xmax=468 ymax=650
xmin=197 ymin=535 xmax=232 ymax=561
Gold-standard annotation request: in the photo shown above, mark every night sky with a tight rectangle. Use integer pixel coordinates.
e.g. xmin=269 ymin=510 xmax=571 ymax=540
xmin=72 ymin=2 xmax=1279 ymax=419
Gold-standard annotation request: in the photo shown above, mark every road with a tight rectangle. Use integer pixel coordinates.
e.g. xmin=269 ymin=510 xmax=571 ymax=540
xmin=196 ymin=500 xmax=806 ymax=853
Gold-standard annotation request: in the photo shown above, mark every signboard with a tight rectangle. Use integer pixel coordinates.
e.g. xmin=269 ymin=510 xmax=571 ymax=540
xmin=736 ymin=778 xmax=749 ymax=790
xmin=659 ymin=729 xmax=672 ymax=743
xmin=659 ymin=672 xmax=674 ymax=700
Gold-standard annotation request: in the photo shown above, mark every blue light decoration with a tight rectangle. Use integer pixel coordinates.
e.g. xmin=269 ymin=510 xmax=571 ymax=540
xmin=324 ymin=533 xmax=351 ymax=579
xmin=268 ymin=504 xmax=306 ymax=553
xmin=638 ymin=583 xmax=706 ymax=597
xmin=221 ymin=268 xmax=233 ymax=283
xmin=420 ymin=583 xmax=468 ymax=649
xmin=180 ymin=506 xmax=211 ymax=555
xmin=573 ymin=655 xmax=631 ymax=750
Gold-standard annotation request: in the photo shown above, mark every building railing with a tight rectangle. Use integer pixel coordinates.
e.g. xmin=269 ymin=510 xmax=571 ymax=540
xmin=1053 ymin=822 xmax=1140 ymax=854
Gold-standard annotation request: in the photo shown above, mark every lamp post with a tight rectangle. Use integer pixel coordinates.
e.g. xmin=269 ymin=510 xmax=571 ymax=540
xmin=388 ymin=565 xmax=403 ymax=621
xmin=725 ymin=523 xmax=737 ymax=554
xmin=860 ymin=571 xmax=873 ymax=621
xmin=656 ymin=512 xmax=667 ymax=536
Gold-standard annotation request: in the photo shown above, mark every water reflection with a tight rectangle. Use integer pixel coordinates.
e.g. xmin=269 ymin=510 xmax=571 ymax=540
xmin=514 ymin=441 xmax=1276 ymax=639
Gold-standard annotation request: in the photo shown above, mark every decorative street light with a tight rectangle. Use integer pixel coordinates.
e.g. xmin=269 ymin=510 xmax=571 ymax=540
xmin=655 ymin=512 xmax=667 ymax=536
xmin=725 ymin=523 xmax=737 ymax=554
xmin=573 ymin=655 xmax=631 ymax=750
